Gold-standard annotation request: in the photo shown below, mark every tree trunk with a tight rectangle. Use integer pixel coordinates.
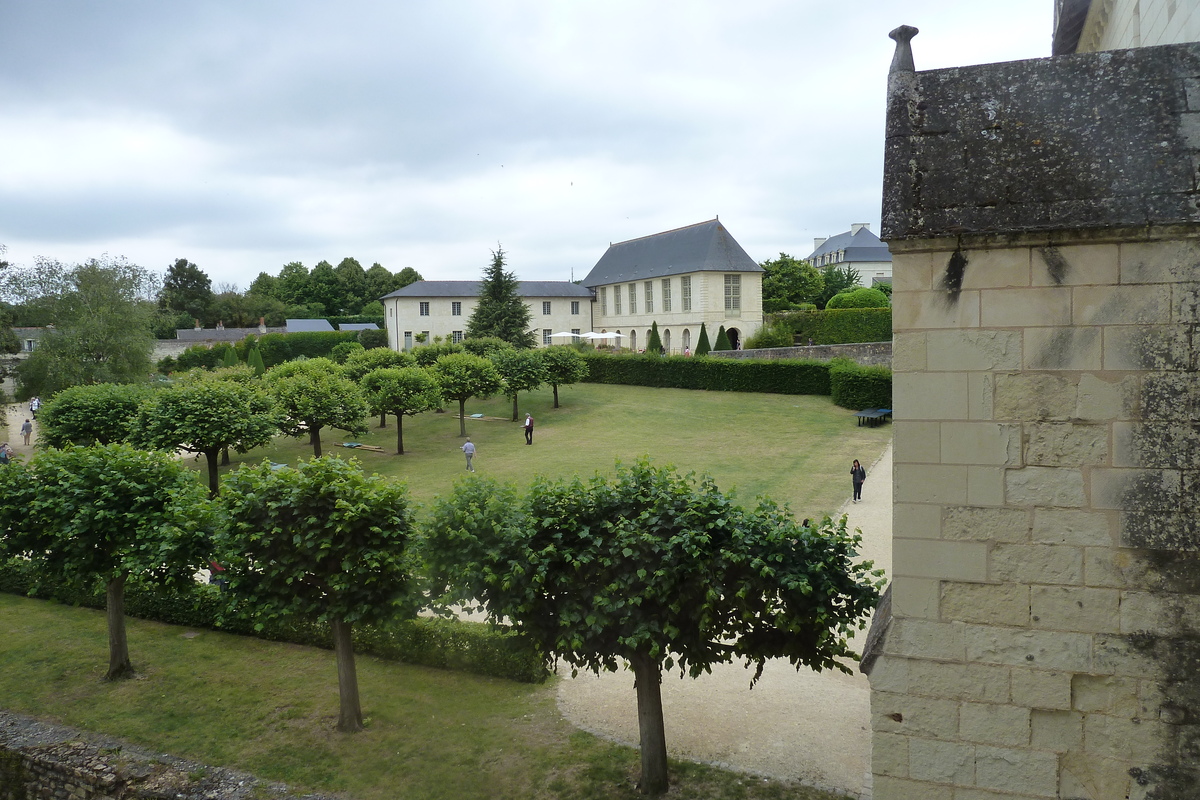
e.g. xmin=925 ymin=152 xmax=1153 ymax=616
xmin=553 ymin=384 xmax=560 ymax=408
xmin=331 ymin=617 xmax=363 ymax=732
xmin=379 ymin=411 xmax=387 ymax=428
xmin=105 ymin=574 xmax=134 ymax=681
xmin=458 ymin=399 xmax=467 ymax=437
xmin=312 ymin=424 xmax=323 ymax=456
xmin=221 ymin=446 xmax=230 ymax=465
xmin=396 ymin=415 xmax=405 ymax=455
xmin=630 ymin=652 xmax=668 ymax=794
xmin=205 ymin=449 xmax=221 ymax=497
xmin=511 ymin=394 xmax=518 ymax=422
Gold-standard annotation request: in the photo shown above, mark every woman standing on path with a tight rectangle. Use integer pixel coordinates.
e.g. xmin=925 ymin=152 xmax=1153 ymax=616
xmin=850 ymin=459 xmax=866 ymax=503
xmin=20 ymin=418 xmax=33 ymax=446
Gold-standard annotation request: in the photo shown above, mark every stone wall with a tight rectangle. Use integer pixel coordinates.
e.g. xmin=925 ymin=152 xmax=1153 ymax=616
xmin=713 ymin=341 xmax=892 ymax=366
xmin=873 ymin=33 xmax=1200 ymax=800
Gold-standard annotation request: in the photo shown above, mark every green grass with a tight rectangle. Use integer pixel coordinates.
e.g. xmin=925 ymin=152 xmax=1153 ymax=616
xmin=208 ymin=383 xmax=891 ymax=521
xmin=0 ymin=594 xmax=851 ymax=800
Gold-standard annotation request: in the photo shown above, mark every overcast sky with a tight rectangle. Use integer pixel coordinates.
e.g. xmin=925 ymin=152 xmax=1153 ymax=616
xmin=0 ymin=1 xmax=1053 ymax=289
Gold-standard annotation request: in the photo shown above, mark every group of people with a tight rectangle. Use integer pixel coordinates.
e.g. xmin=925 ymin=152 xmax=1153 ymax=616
xmin=458 ymin=412 xmax=536 ymax=472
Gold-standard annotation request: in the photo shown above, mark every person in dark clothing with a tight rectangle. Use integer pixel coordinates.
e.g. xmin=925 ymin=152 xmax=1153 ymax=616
xmin=524 ymin=413 xmax=534 ymax=445
xmin=851 ymin=459 xmax=866 ymax=503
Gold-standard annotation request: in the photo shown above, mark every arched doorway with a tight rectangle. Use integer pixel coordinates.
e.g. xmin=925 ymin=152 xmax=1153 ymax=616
xmin=630 ymin=330 xmax=637 ymax=351
xmin=682 ymin=328 xmax=691 ymax=353
xmin=663 ymin=329 xmax=671 ymax=353
xmin=727 ymin=328 xmax=741 ymax=350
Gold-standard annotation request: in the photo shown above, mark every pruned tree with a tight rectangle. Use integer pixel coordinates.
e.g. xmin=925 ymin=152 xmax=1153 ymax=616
xmin=136 ymin=376 xmax=279 ymax=496
xmin=713 ymin=325 xmax=731 ymax=351
xmin=491 ymin=348 xmax=547 ymax=422
xmin=0 ymin=444 xmax=211 ymax=680
xmin=247 ymin=347 xmax=266 ymax=376
xmin=465 ymin=247 xmax=535 ymax=348
xmin=360 ymin=367 xmax=441 ymax=454
xmin=424 ymin=460 xmax=882 ymax=795
xmin=645 ymin=322 xmax=664 ymax=355
xmin=537 ymin=346 xmax=588 ymax=408
xmin=431 ymin=352 xmax=503 ymax=437
xmin=264 ymin=358 xmax=368 ymax=456
xmin=37 ymin=382 xmax=152 ymax=448
xmin=694 ymin=323 xmax=712 ymax=357
xmin=216 ymin=456 xmax=414 ymax=732
xmin=343 ymin=347 xmax=416 ymax=427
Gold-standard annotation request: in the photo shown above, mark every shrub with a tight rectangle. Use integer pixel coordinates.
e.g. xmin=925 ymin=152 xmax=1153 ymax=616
xmin=825 ymin=287 xmax=890 ymax=309
xmin=580 ymin=353 xmax=831 ymax=395
xmin=829 ymin=358 xmax=892 ymax=410
xmin=357 ymin=328 xmax=389 ymax=349
xmin=255 ymin=330 xmax=361 ymax=367
xmin=330 ymin=341 xmax=366 ymax=364
xmin=772 ymin=307 xmax=891 ymax=345
xmin=744 ymin=321 xmax=795 ymax=350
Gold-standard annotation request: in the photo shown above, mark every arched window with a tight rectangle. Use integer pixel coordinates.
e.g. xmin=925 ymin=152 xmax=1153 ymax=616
xmin=663 ymin=329 xmax=671 ymax=353
xmin=682 ymin=328 xmax=691 ymax=351
xmin=630 ymin=330 xmax=637 ymax=351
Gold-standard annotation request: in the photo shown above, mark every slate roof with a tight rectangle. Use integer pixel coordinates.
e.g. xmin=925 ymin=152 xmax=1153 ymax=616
xmin=806 ymin=226 xmax=892 ymax=263
xmin=175 ymin=327 xmax=285 ymax=342
xmin=381 ymin=281 xmax=593 ymax=299
xmin=1053 ymin=0 xmax=1092 ymax=55
xmin=286 ymin=319 xmax=336 ymax=332
xmin=338 ymin=323 xmax=379 ymax=331
xmin=580 ymin=219 xmax=762 ymax=288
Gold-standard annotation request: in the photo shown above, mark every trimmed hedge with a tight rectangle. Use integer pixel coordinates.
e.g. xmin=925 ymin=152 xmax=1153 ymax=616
xmin=580 ymin=352 xmax=832 ymax=395
xmin=255 ymin=330 xmax=362 ymax=367
xmin=0 ymin=558 xmax=547 ymax=684
xmin=829 ymin=358 xmax=893 ymax=410
xmin=773 ymin=307 xmax=892 ymax=345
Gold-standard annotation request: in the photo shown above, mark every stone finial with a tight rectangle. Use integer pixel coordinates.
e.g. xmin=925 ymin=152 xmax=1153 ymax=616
xmin=889 ymin=25 xmax=919 ymax=75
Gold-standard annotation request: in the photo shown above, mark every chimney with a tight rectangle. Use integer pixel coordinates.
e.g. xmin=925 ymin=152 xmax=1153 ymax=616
xmin=851 ymin=223 xmax=870 ymax=235
xmin=194 ymin=318 xmax=201 ymax=330
xmin=258 ymin=317 xmax=267 ymax=334
xmin=813 ymin=237 xmax=827 ymax=251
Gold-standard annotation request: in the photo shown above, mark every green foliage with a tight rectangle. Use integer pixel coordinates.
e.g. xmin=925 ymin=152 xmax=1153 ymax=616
xmin=10 ymin=256 xmax=158 ymax=399
xmin=0 ymin=304 xmax=21 ymax=354
xmin=824 ymin=287 xmax=890 ymax=309
xmin=221 ymin=347 xmax=240 ymax=368
xmin=829 ymin=358 xmax=893 ymax=410
xmin=264 ymin=358 xmax=368 ymax=456
xmin=356 ymin=327 xmax=388 ymax=349
xmin=744 ymin=320 xmax=795 ymax=350
xmin=760 ymin=253 xmax=825 ymax=312
xmin=491 ymin=348 xmax=547 ymax=420
xmin=135 ymin=377 xmax=280 ymax=495
xmin=815 ymin=265 xmax=862 ymax=309
xmin=538 ymin=345 xmax=589 ymax=408
xmin=0 ymin=444 xmax=212 ymax=679
xmin=432 ymin=353 xmax=504 ymax=436
xmin=37 ymin=383 xmax=153 ymax=448
xmin=255 ymin=330 xmax=361 ymax=367
xmin=424 ymin=460 xmax=882 ymax=790
xmin=465 ymin=247 xmax=535 ymax=348
xmin=713 ymin=325 xmax=731 ymax=351
xmin=462 ymin=336 xmax=513 ymax=358
xmin=773 ymin=307 xmax=892 ymax=345
xmin=342 ymin=346 xmax=415 ymax=382
xmin=335 ymin=257 xmax=369 ymax=314
xmin=159 ymin=258 xmax=214 ymax=323
xmin=169 ymin=342 xmax=233 ymax=372
xmin=645 ymin=322 xmax=664 ymax=355
xmin=246 ymin=347 xmax=266 ymax=376
xmin=579 ymin=352 xmax=831 ymax=395
xmin=411 ymin=341 xmax=464 ymax=366
xmin=694 ymin=323 xmax=712 ymax=357
xmin=360 ymin=367 xmax=442 ymax=453
xmin=330 ymin=341 xmax=365 ymax=364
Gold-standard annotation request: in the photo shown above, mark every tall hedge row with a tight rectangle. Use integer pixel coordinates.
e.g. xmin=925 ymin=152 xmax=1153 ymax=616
xmin=829 ymin=359 xmax=893 ymax=410
xmin=773 ymin=307 xmax=892 ymax=345
xmin=0 ymin=557 xmax=547 ymax=684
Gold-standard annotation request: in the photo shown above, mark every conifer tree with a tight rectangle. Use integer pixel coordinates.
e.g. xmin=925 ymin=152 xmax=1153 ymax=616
xmin=694 ymin=323 xmax=712 ymax=356
xmin=465 ymin=247 xmax=535 ymax=349
xmin=713 ymin=325 xmax=731 ymax=351
xmin=645 ymin=322 xmax=664 ymax=355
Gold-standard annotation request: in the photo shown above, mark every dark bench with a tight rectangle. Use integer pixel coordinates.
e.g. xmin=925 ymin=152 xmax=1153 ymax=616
xmin=854 ymin=408 xmax=892 ymax=427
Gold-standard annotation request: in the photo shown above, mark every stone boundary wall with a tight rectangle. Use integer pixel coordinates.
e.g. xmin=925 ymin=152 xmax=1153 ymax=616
xmin=712 ymin=341 xmax=892 ymax=366
xmin=0 ymin=710 xmax=334 ymax=800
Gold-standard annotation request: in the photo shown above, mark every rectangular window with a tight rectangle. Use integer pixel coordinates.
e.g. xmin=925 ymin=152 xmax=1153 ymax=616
xmin=542 ymin=328 xmax=552 ymax=346
xmin=600 ymin=287 xmax=608 ymax=316
xmin=543 ymin=301 xmax=552 ymax=315
xmin=452 ymin=301 xmax=462 ymax=316
xmin=452 ymin=331 xmax=464 ymax=343
xmin=724 ymin=274 xmax=741 ymax=312
xmin=571 ymin=328 xmax=581 ymax=342
xmin=628 ymin=284 xmax=636 ymax=315
xmin=403 ymin=331 xmax=413 ymax=350
xmin=571 ymin=300 xmax=580 ymax=315
xmin=422 ymin=331 xmax=430 ymax=344
xmin=644 ymin=281 xmax=654 ymax=314
xmin=662 ymin=279 xmax=671 ymax=312
xmin=419 ymin=301 xmax=430 ymax=316
xmin=681 ymin=276 xmax=692 ymax=312
xmin=614 ymin=286 xmax=622 ymax=315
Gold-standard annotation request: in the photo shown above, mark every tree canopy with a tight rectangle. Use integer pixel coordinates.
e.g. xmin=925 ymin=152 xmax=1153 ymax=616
xmin=465 ymin=247 xmax=535 ymax=348
xmin=760 ymin=253 xmax=825 ymax=312
xmin=815 ymin=265 xmax=862 ymax=309
xmin=432 ymin=352 xmax=503 ymax=436
xmin=360 ymin=367 xmax=442 ymax=454
xmin=264 ymin=358 xmax=368 ymax=456
xmin=424 ymin=460 xmax=882 ymax=794
xmin=491 ymin=348 xmax=546 ymax=421
xmin=216 ymin=456 xmax=415 ymax=731
xmin=159 ymin=258 xmax=214 ymax=323
xmin=537 ymin=346 xmax=588 ymax=408
xmin=37 ymin=382 xmax=152 ymax=448
xmin=825 ymin=286 xmax=890 ymax=309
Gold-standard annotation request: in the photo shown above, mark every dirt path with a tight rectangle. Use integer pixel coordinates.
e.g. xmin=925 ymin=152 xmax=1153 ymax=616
xmin=555 ymin=442 xmax=892 ymax=799
xmin=4 ymin=403 xmax=37 ymax=460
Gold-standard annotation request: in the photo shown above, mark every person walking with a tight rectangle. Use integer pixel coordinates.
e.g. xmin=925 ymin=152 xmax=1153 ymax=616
xmin=29 ymin=397 xmax=41 ymax=419
xmin=461 ymin=437 xmax=476 ymax=472
xmin=20 ymin=419 xmax=33 ymax=446
xmin=524 ymin=413 xmax=534 ymax=445
xmin=850 ymin=459 xmax=866 ymax=503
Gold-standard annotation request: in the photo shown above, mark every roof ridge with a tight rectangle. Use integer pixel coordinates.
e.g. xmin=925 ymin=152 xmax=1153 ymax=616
xmin=609 ymin=218 xmax=718 ymax=247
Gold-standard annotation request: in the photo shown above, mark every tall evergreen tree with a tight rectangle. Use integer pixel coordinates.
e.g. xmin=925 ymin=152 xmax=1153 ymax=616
xmin=694 ymin=323 xmax=712 ymax=356
xmin=645 ymin=322 xmax=664 ymax=355
xmin=713 ymin=325 xmax=731 ymax=351
xmin=465 ymin=247 xmax=535 ymax=349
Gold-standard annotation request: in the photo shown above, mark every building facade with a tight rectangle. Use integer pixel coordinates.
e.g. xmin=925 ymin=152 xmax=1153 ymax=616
xmin=1054 ymin=0 xmax=1200 ymax=54
xmin=380 ymin=280 xmax=594 ymax=351
xmin=807 ymin=223 xmax=894 ymax=286
xmin=581 ymin=219 xmax=763 ymax=352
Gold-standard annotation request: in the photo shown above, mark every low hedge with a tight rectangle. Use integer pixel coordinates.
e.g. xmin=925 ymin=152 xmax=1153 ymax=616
xmin=580 ymin=352 xmax=832 ymax=395
xmin=829 ymin=358 xmax=893 ymax=410
xmin=0 ymin=558 xmax=547 ymax=684
xmin=773 ymin=307 xmax=892 ymax=345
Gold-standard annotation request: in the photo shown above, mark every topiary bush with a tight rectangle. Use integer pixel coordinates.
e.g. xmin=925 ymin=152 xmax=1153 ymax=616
xmin=825 ymin=287 xmax=890 ymax=309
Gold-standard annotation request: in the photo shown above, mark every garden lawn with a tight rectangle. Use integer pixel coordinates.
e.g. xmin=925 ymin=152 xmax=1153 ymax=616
xmin=0 ymin=593 xmax=851 ymax=800
xmin=208 ymin=382 xmax=892 ymax=521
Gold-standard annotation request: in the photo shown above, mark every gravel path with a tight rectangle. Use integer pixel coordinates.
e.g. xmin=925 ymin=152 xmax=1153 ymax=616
xmin=555 ymin=444 xmax=893 ymax=799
